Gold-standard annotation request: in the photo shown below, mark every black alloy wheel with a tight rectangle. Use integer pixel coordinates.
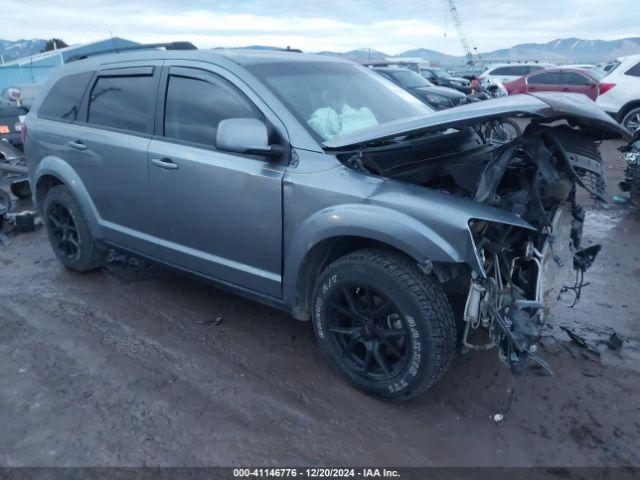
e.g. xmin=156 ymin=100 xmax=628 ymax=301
xmin=325 ymin=283 xmax=410 ymax=381
xmin=47 ymin=202 xmax=80 ymax=262
xmin=312 ymin=248 xmax=457 ymax=399
xmin=43 ymin=185 xmax=105 ymax=271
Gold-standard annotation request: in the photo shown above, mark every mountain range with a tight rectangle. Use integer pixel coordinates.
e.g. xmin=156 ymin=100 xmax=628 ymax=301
xmin=2 ymin=37 xmax=640 ymax=66
xmin=320 ymin=37 xmax=640 ymax=65
xmin=0 ymin=39 xmax=47 ymax=62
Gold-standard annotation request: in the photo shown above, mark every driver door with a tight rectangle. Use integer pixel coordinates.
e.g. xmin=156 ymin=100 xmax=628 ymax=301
xmin=147 ymin=65 xmax=286 ymax=297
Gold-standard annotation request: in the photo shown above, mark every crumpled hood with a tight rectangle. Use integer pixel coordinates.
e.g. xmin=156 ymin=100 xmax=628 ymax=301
xmin=323 ymin=92 xmax=629 ymax=150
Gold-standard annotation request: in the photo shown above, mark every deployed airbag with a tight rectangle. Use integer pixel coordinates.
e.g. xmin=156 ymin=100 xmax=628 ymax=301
xmin=308 ymin=104 xmax=378 ymax=141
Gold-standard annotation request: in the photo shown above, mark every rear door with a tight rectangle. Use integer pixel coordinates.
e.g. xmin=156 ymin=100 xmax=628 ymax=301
xmin=525 ymin=71 xmax=563 ymax=94
xmin=71 ymin=63 xmax=162 ymax=255
xmin=146 ymin=64 xmax=286 ymax=297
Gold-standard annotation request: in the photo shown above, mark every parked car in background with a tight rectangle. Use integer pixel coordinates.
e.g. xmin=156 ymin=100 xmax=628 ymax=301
xmin=374 ymin=67 xmax=519 ymax=142
xmin=596 ymin=55 xmax=640 ymax=133
xmin=477 ymin=63 xmax=550 ymax=90
xmin=504 ymin=68 xmax=602 ymax=100
xmin=373 ymin=67 xmax=467 ymax=110
xmin=24 ymin=46 xmax=628 ymax=399
xmin=420 ymin=67 xmax=472 ymax=94
xmin=597 ymin=60 xmax=620 ymax=74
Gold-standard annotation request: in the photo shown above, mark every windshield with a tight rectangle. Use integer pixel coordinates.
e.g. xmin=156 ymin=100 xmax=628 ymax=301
xmin=386 ymin=69 xmax=433 ymax=88
xmin=430 ymin=69 xmax=453 ymax=79
xmin=247 ymin=61 xmax=431 ymax=142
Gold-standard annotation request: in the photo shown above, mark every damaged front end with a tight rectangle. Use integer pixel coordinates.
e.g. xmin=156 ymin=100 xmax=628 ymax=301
xmin=462 ymin=124 xmax=606 ymax=374
xmin=325 ymin=93 xmax=628 ymax=374
xmin=618 ymin=130 xmax=640 ymax=205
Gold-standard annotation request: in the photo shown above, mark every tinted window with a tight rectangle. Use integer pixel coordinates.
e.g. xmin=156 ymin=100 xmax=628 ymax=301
xmin=164 ymin=75 xmax=258 ymax=146
xmin=88 ymin=75 xmax=155 ymax=133
xmin=626 ymin=61 xmax=640 ymax=77
xmin=528 ymin=72 xmax=562 ymax=85
xmin=491 ymin=66 xmax=529 ymax=76
xmin=39 ymin=72 xmax=93 ymax=122
xmin=387 ymin=69 xmax=432 ymax=88
xmin=430 ymin=68 xmax=453 ymax=79
xmin=421 ymin=70 xmax=436 ymax=80
xmin=562 ymin=72 xmax=590 ymax=85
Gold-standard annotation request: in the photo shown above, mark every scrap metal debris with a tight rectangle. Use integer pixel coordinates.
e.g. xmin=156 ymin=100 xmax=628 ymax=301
xmin=0 ymin=188 xmax=41 ymax=243
xmin=561 ymin=326 xmax=600 ymax=356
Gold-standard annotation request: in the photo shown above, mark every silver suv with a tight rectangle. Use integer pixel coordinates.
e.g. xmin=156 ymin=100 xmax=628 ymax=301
xmin=24 ymin=46 xmax=627 ymax=399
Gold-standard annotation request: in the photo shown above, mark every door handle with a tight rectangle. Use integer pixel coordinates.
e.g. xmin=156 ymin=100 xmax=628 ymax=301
xmin=562 ymin=88 xmax=570 ymax=91
xmin=68 ymin=140 xmax=87 ymax=151
xmin=150 ymin=158 xmax=179 ymax=170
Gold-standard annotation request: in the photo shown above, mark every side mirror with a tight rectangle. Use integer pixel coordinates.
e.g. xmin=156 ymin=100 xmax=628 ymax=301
xmin=216 ymin=118 xmax=283 ymax=159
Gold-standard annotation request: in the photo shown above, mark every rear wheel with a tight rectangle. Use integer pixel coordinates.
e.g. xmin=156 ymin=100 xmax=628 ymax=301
xmin=622 ymin=107 xmax=640 ymax=134
xmin=43 ymin=185 xmax=105 ymax=271
xmin=311 ymin=248 xmax=456 ymax=400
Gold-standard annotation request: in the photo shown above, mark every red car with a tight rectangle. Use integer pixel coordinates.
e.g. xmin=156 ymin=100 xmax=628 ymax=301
xmin=503 ymin=68 xmax=601 ymax=100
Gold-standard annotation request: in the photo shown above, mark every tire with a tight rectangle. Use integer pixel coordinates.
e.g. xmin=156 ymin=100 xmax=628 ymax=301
xmin=311 ymin=248 xmax=456 ymax=400
xmin=622 ymin=107 xmax=640 ymax=134
xmin=43 ymin=185 xmax=105 ymax=271
xmin=10 ymin=179 xmax=31 ymax=199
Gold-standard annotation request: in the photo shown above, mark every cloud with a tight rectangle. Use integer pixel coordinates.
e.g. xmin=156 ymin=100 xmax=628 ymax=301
xmin=2 ymin=0 xmax=637 ymax=55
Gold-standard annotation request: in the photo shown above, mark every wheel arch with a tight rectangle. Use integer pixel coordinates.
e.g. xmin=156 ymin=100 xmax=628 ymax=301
xmin=283 ymin=205 xmax=468 ymax=321
xmin=619 ymin=100 xmax=640 ymax=123
xmin=34 ymin=156 xmax=102 ymax=238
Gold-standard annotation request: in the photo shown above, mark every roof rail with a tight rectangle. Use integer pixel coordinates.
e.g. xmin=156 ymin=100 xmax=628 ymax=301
xmin=67 ymin=41 xmax=198 ymax=63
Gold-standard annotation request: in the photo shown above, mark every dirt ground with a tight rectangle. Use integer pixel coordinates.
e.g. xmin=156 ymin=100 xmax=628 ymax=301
xmin=0 ymin=139 xmax=639 ymax=468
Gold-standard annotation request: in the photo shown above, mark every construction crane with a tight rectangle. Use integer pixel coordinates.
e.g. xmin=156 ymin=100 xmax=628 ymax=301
xmin=446 ymin=0 xmax=478 ymax=65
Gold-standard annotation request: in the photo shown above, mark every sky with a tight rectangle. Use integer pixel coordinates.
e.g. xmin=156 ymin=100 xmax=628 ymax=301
xmin=2 ymin=0 xmax=638 ymax=55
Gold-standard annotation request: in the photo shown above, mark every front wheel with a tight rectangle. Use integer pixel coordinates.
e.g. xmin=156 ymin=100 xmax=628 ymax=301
xmin=312 ymin=248 xmax=456 ymax=400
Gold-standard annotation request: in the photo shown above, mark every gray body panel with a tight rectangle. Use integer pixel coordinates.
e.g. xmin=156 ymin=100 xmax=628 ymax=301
xmin=23 ymin=48 xmax=623 ymax=316
xmin=147 ymin=138 xmax=284 ymax=296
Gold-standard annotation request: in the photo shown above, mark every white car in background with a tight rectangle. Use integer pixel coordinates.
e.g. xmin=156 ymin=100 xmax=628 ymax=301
xmin=596 ymin=55 xmax=640 ymax=133
xmin=477 ymin=63 xmax=551 ymax=90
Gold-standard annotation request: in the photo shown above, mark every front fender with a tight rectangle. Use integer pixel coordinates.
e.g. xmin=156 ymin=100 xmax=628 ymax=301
xmin=32 ymin=155 xmax=102 ymax=238
xmin=283 ymin=203 xmax=465 ymax=307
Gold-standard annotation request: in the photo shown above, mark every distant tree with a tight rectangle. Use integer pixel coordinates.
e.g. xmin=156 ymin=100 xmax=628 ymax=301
xmin=41 ymin=39 xmax=69 ymax=52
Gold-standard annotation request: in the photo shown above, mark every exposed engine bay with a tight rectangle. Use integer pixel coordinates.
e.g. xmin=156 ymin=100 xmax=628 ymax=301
xmin=337 ymin=119 xmax=612 ymax=374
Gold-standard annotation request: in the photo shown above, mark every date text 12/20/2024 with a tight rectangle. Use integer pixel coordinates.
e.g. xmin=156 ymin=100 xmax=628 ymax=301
xmin=233 ymin=468 xmax=401 ymax=478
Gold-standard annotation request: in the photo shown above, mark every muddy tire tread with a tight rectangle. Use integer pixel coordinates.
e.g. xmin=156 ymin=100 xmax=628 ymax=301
xmin=44 ymin=185 xmax=105 ymax=272
xmin=314 ymin=248 xmax=456 ymax=399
